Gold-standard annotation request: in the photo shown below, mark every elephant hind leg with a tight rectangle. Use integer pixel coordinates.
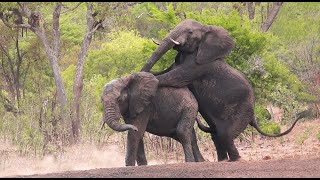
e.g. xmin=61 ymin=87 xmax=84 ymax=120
xmin=191 ymin=128 xmax=205 ymax=162
xmin=199 ymin=111 xmax=228 ymax=161
xmin=175 ymin=115 xmax=196 ymax=162
xmin=227 ymin=105 xmax=255 ymax=161
xmin=226 ymin=141 xmax=241 ymax=161
xmin=211 ymin=131 xmax=229 ymax=161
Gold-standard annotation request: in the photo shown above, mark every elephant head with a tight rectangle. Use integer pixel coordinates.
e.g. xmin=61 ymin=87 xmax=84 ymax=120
xmin=101 ymin=72 xmax=159 ymax=132
xmin=141 ymin=19 xmax=235 ymax=71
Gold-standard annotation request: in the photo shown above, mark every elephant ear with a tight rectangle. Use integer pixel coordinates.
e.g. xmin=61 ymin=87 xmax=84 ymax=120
xmin=128 ymin=72 xmax=159 ymax=118
xmin=196 ymin=26 xmax=235 ymax=64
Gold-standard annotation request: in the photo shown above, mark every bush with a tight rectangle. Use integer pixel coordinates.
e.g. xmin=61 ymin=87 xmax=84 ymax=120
xmin=252 ymin=104 xmax=281 ymax=135
xmin=317 ymin=131 xmax=320 ymax=142
xmin=85 ymin=30 xmax=154 ymax=80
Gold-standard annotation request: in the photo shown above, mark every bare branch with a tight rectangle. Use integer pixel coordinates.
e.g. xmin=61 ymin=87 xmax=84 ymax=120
xmin=14 ymin=23 xmax=32 ymax=29
xmin=1 ymin=12 xmax=35 ymax=32
xmin=88 ymin=22 xmax=102 ymax=35
xmin=61 ymin=2 xmax=83 ymax=14
xmin=247 ymin=2 xmax=255 ymax=20
xmin=261 ymin=2 xmax=283 ymax=32
xmin=17 ymin=2 xmax=32 ymax=18
xmin=52 ymin=2 xmax=62 ymax=58
xmin=113 ymin=2 xmax=142 ymax=10
xmin=0 ymin=44 xmax=11 ymax=61
xmin=0 ymin=16 xmax=13 ymax=29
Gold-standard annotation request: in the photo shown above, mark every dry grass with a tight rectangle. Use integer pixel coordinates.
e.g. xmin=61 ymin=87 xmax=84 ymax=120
xmin=0 ymin=118 xmax=319 ymax=177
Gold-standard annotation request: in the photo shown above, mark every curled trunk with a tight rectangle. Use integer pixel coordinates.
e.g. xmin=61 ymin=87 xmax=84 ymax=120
xmin=102 ymin=102 xmax=138 ymax=132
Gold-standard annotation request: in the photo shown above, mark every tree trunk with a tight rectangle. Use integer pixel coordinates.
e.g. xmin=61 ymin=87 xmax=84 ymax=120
xmin=247 ymin=2 xmax=255 ymax=20
xmin=233 ymin=2 xmax=246 ymax=17
xmin=0 ymin=30 xmax=24 ymax=108
xmin=261 ymin=2 xmax=283 ymax=32
xmin=14 ymin=34 xmax=23 ymax=107
xmin=28 ymin=3 xmax=67 ymax=112
xmin=70 ymin=3 xmax=97 ymax=143
xmin=0 ymin=47 xmax=16 ymax=103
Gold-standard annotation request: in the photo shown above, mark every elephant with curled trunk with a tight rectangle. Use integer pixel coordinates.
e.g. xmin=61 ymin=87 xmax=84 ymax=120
xmin=141 ymin=19 xmax=304 ymax=162
xmin=101 ymin=71 xmax=205 ymax=166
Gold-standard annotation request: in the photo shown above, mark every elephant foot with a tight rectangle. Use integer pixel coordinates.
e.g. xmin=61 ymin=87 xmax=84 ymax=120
xmin=220 ymin=159 xmax=229 ymax=162
xmin=137 ymin=161 xmax=148 ymax=166
xmin=227 ymin=156 xmax=244 ymax=162
xmin=196 ymin=158 xmax=205 ymax=162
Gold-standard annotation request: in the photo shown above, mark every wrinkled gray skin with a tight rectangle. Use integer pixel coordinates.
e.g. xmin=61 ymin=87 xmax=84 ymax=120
xmin=141 ymin=19 xmax=304 ymax=162
xmin=101 ymin=72 xmax=205 ymax=166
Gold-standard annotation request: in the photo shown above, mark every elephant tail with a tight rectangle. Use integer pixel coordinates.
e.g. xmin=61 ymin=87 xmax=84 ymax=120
xmin=196 ymin=116 xmax=211 ymax=133
xmin=250 ymin=113 xmax=305 ymax=137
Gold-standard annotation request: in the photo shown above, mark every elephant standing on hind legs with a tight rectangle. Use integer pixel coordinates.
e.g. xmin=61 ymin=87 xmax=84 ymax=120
xmin=101 ymin=72 xmax=205 ymax=166
xmin=142 ymin=19 xmax=304 ymax=162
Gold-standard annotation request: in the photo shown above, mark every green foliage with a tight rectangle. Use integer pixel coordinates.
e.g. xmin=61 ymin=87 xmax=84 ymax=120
xmin=271 ymin=2 xmax=320 ymax=44
xmin=253 ymin=104 xmax=281 ymax=135
xmin=79 ymin=77 xmax=111 ymax=143
xmin=259 ymin=122 xmax=281 ymax=135
xmin=61 ymin=65 xmax=76 ymax=100
xmin=0 ymin=2 xmax=17 ymax=12
xmin=1 ymin=2 xmax=319 ymax=159
xmin=270 ymin=2 xmax=320 ymax=104
xmin=139 ymin=2 xmax=182 ymax=29
xmin=60 ymin=4 xmax=87 ymax=46
xmin=317 ymin=131 xmax=320 ymax=142
xmin=84 ymin=74 xmax=108 ymax=107
xmin=0 ymin=100 xmax=45 ymax=157
xmin=133 ymin=3 xmax=311 ymax=113
xmin=85 ymin=30 xmax=154 ymax=80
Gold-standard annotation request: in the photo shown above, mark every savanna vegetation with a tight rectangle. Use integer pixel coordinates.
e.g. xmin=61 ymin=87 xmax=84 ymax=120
xmin=0 ymin=2 xmax=319 ymax=161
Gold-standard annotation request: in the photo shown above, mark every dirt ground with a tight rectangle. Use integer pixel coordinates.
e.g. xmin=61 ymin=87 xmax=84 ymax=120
xmin=11 ymin=157 xmax=320 ymax=178
xmin=2 ymin=119 xmax=320 ymax=178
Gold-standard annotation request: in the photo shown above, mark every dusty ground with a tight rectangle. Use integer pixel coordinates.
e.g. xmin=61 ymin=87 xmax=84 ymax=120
xmin=1 ymin=119 xmax=320 ymax=178
xmin=11 ymin=157 xmax=320 ymax=178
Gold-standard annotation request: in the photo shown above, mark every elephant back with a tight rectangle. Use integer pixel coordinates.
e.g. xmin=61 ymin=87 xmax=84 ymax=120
xmin=152 ymin=87 xmax=198 ymax=119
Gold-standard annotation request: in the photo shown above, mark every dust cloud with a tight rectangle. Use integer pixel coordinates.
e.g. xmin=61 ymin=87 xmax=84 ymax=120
xmin=0 ymin=143 xmax=126 ymax=177
xmin=1 ymin=119 xmax=319 ymax=177
xmin=0 ymin=141 xmax=181 ymax=177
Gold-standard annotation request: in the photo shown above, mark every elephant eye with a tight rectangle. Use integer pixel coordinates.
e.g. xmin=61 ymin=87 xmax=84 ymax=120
xmin=188 ymin=30 xmax=193 ymax=34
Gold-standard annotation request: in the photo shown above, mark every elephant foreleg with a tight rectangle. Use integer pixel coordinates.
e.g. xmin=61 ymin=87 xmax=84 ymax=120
xmin=125 ymin=113 xmax=150 ymax=166
xmin=125 ymin=130 xmax=140 ymax=166
xmin=155 ymin=61 xmax=208 ymax=88
xmin=151 ymin=62 xmax=176 ymax=76
xmin=136 ymin=139 xmax=147 ymax=166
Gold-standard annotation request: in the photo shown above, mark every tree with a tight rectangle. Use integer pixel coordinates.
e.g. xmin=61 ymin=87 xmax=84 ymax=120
xmin=247 ymin=2 xmax=255 ymax=20
xmin=70 ymin=2 xmax=141 ymax=142
xmin=0 ymin=2 xmax=67 ymax=111
xmin=70 ymin=2 xmax=105 ymax=142
xmin=261 ymin=2 xmax=283 ymax=32
xmin=230 ymin=2 xmax=283 ymax=32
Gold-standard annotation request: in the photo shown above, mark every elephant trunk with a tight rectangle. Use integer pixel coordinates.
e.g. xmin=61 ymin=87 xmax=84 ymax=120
xmin=101 ymin=76 xmax=138 ymax=132
xmin=141 ymin=26 xmax=183 ymax=72
xmin=103 ymin=105 xmax=137 ymax=132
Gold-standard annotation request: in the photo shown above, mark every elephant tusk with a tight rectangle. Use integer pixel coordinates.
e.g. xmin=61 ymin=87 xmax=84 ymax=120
xmin=151 ymin=38 xmax=160 ymax=45
xmin=169 ymin=37 xmax=180 ymax=45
